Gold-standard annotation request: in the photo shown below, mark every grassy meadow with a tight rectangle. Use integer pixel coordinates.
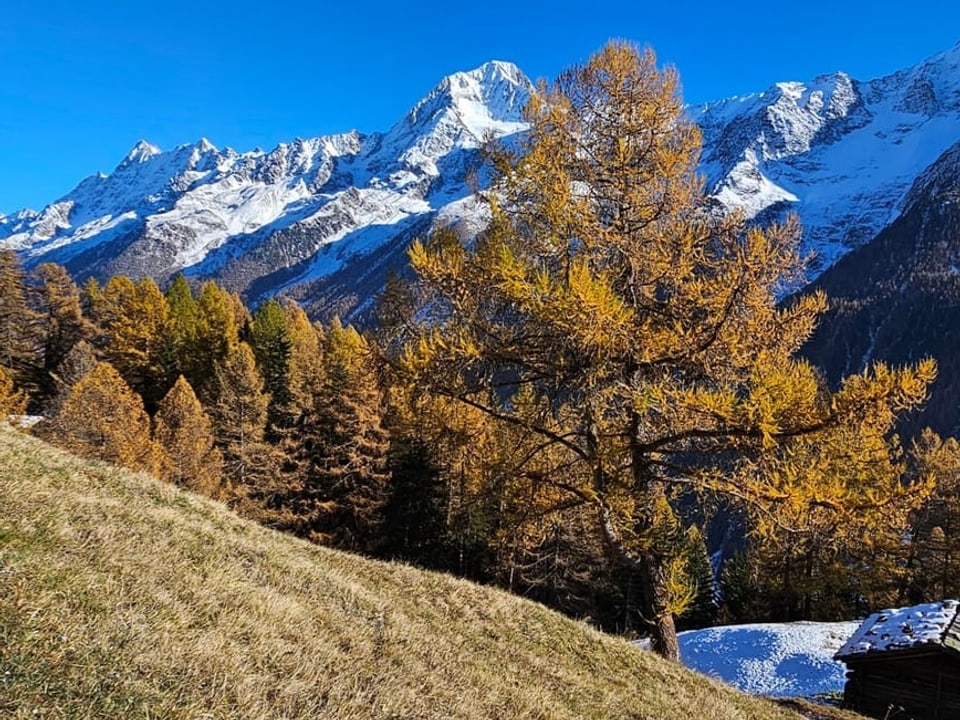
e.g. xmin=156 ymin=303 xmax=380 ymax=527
xmin=0 ymin=423 xmax=858 ymax=719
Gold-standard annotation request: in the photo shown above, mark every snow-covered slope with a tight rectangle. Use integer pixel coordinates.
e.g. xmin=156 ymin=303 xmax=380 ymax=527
xmin=695 ymin=41 xmax=960 ymax=273
xmin=4 ymin=43 xmax=960 ymax=317
xmin=0 ymin=61 xmax=531 ymax=313
xmin=652 ymin=621 xmax=859 ymax=700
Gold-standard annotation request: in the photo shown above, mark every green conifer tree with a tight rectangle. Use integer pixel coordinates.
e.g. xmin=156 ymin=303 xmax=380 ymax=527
xmin=164 ymin=274 xmax=200 ymax=379
xmin=676 ymin=525 xmax=718 ymax=630
xmin=249 ymin=299 xmax=293 ymax=437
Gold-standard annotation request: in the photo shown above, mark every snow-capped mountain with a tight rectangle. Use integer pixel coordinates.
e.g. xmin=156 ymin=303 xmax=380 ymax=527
xmin=801 ymin=136 xmax=960 ymax=437
xmin=696 ymin=41 xmax=960 ymax=274
xmin=0 ymin=61 xmax=531 ymax=318
xmin=4 ymin=44 xmax=960 ymax=322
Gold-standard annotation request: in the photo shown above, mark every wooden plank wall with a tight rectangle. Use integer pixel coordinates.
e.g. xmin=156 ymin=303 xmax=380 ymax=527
xmin=843 ymin=653 xmax=960 ymax=720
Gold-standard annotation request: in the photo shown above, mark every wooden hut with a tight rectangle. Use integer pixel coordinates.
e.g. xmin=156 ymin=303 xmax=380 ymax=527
xmin=834 ymin=599 xmax=960 ymax=720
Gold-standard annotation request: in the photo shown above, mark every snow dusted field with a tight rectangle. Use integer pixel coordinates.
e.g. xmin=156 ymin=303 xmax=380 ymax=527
xmin=665 ymin=621 xmax=860 ymax=698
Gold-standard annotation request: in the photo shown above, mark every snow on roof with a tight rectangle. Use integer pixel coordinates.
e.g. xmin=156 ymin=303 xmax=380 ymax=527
xmin=834 ymin=599 xmax=960 ymax=659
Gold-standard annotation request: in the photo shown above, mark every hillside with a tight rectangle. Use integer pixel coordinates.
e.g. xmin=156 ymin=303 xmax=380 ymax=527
xmin=0 ymin=423 xmax=823 ymax=720
xmin=802 ymin=139 xmax=960 ymax=437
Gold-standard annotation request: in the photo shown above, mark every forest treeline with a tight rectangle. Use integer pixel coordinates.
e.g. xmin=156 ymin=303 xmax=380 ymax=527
xmin=3 ymin=43 xmax=960 ymax=658
xmin=2 ymin=250 xmax=958 ymax=637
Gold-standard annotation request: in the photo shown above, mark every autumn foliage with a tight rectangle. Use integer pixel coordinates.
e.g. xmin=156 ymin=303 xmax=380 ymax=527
xmin=0 ymin=43 xmax=957 ymax=661
xmin=396 ymin=41 xmax=936 ymax=659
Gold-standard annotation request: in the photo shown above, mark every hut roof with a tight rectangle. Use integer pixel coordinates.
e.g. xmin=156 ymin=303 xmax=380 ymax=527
xmin=834 ymin=599 xmax=960 ymax=660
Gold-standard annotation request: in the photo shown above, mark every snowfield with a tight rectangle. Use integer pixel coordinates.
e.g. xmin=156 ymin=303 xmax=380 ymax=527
xmin=649 ymin=621 xmax=860 ymax=698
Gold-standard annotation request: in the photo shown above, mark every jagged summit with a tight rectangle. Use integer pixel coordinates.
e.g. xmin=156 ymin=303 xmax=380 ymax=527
xmin=391 ymin=60 xmax=532 ymax=169
xmin=3 ymin=43 xmax=960 ymax=321
xmin=122 ymin=139 xmax=162 ymax=165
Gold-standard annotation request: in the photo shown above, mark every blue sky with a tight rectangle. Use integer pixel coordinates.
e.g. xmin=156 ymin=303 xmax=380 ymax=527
xmin=2 ymin=0 xmax=958 ymax=214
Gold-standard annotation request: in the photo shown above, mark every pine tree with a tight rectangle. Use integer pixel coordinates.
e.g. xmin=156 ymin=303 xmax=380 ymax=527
xmin=164 ymin=274 xmax=200 ymax=380
xmin=676 ymin=525 xmax=717 ymax=630
xmin=306 ymin=321 xmax=391 ymax=552
xmin=32 ymin=264 xmax=88 ymax=369
xmin=902 ymin=430 xmax=960 ymax=602
xmin=43 ymin=339 xmax=99 ymax=417
xmin=719 ymin=551 xmax=768 ymax=623
xmin=39 ymin=361 xmax=160 ymax=474
xmin=398 ymin=41 xmax=935 ymax=659
xmin=209 ymin=342 xmax=274 ymax=499
xmin=382 ymin=440 xmax=452 ymax=569
xmin=249 ymin=298 xmax=293 ymax=437
xmin=282 ymin=300 xmax=324 ymax=417
xmin=154 ymin=375 xmax=223 ymax=497
xmin=30 ymin=263 xmax=91 ymax=403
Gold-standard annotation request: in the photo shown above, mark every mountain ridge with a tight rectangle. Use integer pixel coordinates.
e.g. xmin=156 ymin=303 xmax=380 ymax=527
xmin=3 ymin=45 xmax=960 ymax=324
xmin=0 ymin=59 xmax=532 ymax=312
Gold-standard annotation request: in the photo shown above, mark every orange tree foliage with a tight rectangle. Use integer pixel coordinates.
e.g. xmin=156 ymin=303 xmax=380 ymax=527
xmin=0 ymin=365 xmax=27 ymax=417
xmin=39 ymin=360 xmax=160 ymax=475
xmin=91 ymin=276 xmax=172 ymax=409
xmin=209 ymin=341 xmax=271 ymax=491
xmin=154 ymin=375 xmax=223 ymax=498
xmin=902 ymin=429 xmax=960 ymax=602
xmin=302 ymin=320 xmax=391 ymax=552
xmin=0 ymin=250 xmax=41 ymax=394
xmin=32 ymin=263 xmax=90 ymax=381
xmin=396 ymin=41 xmax=935 ymax=659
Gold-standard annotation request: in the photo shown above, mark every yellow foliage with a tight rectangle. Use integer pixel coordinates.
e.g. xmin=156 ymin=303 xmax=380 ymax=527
xmin=398 ymin=40 xmax=936 ymax=656
xmin=0 ymin=365 xmax=28 ymax=417
xmin=38 ymin=361 xmax=160 ymax=475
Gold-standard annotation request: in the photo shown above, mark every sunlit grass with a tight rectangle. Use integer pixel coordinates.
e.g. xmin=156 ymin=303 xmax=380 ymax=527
xmin=0 ymin=423 xmax=846 ymax=719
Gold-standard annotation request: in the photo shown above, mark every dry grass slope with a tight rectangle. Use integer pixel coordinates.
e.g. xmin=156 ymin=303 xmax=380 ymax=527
xmin=0 ymin=423 xmax=823 ymax=720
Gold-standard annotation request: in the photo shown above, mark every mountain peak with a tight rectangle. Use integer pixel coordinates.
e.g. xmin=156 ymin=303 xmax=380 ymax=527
xmin=195 ymin=137 xmax=218 ymax=153
xmin=468 ymin=60 xmax=527 ymax=86
xmin=123 ymin=140 xmax=162 ymax=165
xmin=445 ymin=60 xmax=532 ymax=101
xmin=401 ymin=60 xmax=532 ymax=137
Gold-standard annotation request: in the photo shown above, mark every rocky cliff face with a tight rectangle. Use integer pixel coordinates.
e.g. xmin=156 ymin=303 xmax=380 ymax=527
xmin=801 ymin=139 xmax=960 ymax=437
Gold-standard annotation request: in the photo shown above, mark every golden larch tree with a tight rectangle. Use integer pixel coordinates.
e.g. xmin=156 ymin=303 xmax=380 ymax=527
xmin=39 ymin=360 xmax=160 ymax=475
xmin=209 ymin=341 xmax=275 ymax=504
xmin=0 ymin=250 xmax=41 ymax=395
xmin=0 ymin=365 xmax=28 ymax=417
xmin=92 ymin=276 xmax=172 ymax=409
xmin=154 ymin=374 xmax=224 ymax=498
xmin=293 ymin=319 xmax=390 ymax=551
xmin=398 ymin=41 xmax=935 ymax=659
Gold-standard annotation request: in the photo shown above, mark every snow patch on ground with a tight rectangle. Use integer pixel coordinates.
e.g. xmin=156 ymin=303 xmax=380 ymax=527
xmin=645 ymin=621 xmax=860 ymax=698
